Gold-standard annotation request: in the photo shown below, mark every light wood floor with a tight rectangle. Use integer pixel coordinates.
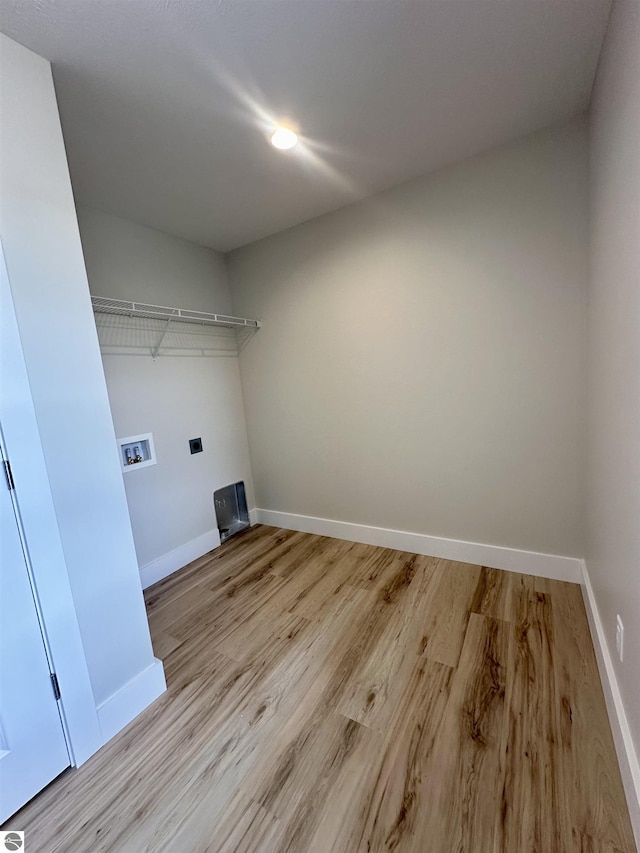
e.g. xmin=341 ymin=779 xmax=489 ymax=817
xmin=7 ymin=525 xmax=636 ymax=852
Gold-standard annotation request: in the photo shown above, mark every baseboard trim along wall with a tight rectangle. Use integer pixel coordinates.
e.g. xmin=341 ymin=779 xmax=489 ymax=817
xmin=253 ymin=508 xmax=583 ymax=582
xmin=139 ymin=529 xmax=221 ymax=590
xmin=581 ymin=560 xmax=640 ymax=846
xmin=96 ymin=658 xmax=166 ymax=746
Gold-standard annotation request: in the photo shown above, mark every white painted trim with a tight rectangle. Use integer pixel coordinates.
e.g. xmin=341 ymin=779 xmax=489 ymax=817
xmin=253 ymin=509 xmax=583 ymax=582
xmin=96 ymin=658 xmax=166 ymax=744
xmin=581 ymin=560 xmax=640 ymax=847
xmin=139 ymin=529 xmax=221 ymax=590
xmin=249 ymin=507 xmax=259 ymax=526
xmin=0 ymin=250 xmax=102 ymax=767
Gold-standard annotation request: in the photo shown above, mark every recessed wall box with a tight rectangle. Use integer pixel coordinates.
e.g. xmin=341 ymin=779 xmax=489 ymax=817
xmin=214 ymin=481 xmax=249 ymax=543
xmin=118 ymin=433 xmax=156 ymax=473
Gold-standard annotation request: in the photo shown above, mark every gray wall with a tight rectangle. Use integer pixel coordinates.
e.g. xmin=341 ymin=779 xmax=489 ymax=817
xmin=587 ymin=0 xmax=640 ymax=772
xmin=78 ymin=209 xmax=254 ymax=570
xmin=78 ymin=207 xmax=231 ymax=312
xmin=227 ymin=121 xmax=588 ymax=558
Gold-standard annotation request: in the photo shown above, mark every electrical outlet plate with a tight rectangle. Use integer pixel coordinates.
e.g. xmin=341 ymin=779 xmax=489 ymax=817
xmin=615 ymin=614 xmax=624 ymax=663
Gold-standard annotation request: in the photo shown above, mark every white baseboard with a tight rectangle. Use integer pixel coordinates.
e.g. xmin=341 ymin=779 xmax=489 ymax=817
xmin=254 ymin=509 xmax=582 ymax=582
xmin=249 ymin=507 xmax=259 ymax=526
xmin=96 ymin=658 xmax=166 ymax=746
xmin=139 ymin=529 xmax=221 ymax=590
xmin=581 ymin=560 xmax=640 ymax=847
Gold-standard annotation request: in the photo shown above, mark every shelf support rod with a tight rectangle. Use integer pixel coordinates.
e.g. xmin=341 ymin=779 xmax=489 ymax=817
xmin=151 ymin=318 xmax=173 ymax=359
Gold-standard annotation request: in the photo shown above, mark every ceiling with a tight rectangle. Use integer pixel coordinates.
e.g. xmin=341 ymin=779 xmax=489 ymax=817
xmin=0 ymin=0 xmax=611 ymax=252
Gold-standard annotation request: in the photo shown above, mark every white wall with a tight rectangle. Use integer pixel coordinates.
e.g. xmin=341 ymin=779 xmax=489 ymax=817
xmin=0 ymin=36 xmax=163 ymax=722
xmin=587 ymin=0 xmax=640 ymax=809
xmin=227 ymin=121 xmax=588 ymax=559
xmin=77 ymin=209 xmax=255 ymax=578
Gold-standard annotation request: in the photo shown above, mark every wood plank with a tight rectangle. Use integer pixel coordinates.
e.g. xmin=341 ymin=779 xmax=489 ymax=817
xmin=344 ymin=542 xmax=411 ymax=590
xmin=420 ymin=557 xmax=482 ymax=667
xmin=496 ymin=587 xmax=572 ymax=852
xmin=577 ymin=835 xmax=626 ymax=853
xmin=150 ymin=628 xmax=183 ymax=660
xmin=143 ymin=524 xmax=295 ymax=612
xmin=285 ymin=538 xmax=369 ymax=621
xmin=470 ymin=565 xmax=513 ymax=622
xmin=310 ymin=657 xmax=454 ymax=852
xmin=337 ymin=554 xmax=438 ymax=731
xmin=144 ymin=526 xmax=302 ymax=628
xmin=215 ymin=609 xmax=311 ymax=664
xmin=166 ymin=571 xmax=286 ymax=647
xmin=250 ymin=712 xmax=380 ymax=851
xmin=270 ymin=535 xmax=360 ymax=619
xmin=419 ymin=612 xmax=510 ymax=850
xmin=544 ymin=579 xmax=636 ymax=851
xmin=203 ymin=793 xmax=281 ymax=853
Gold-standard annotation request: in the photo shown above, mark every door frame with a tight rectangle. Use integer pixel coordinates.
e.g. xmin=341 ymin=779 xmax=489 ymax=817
xmin=0 ymin=426 xmax=71 ymax=758
xmin=0 ymin=243 xmax=102 ymax=766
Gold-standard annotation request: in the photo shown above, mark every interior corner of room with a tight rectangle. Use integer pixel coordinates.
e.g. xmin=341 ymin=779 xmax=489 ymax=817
xmin=76 ymin=206 xmax=258 ymax=589
xmin=0 ymin=0 xmax=638 ymax=847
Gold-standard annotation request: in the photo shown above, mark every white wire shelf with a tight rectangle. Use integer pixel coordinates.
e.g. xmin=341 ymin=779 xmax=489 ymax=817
xmin=90 ymin=296 xmax=261 ymax=358
xmin=91 ymin=296 xmax=261 ymax=330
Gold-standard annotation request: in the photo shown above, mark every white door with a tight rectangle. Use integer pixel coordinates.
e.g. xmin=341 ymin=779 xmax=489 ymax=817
xmin=0 ymin=435 xmax=70 ymax=822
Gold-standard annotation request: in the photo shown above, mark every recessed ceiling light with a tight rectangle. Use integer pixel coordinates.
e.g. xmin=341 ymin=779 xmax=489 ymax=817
xmin=270 ymin=126 xmax=298 ymax=150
